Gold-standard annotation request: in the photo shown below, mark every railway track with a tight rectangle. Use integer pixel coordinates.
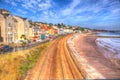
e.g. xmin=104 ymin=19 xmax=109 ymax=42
xmin=25 ymin=35 xmax=84 ymax=80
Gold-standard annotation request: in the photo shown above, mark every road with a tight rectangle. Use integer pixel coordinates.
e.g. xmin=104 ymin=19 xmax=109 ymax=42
xmin=0 ymin=40 xmax=49 ymax=54
xmin=25 ymin=34 xmax=84 ymax=80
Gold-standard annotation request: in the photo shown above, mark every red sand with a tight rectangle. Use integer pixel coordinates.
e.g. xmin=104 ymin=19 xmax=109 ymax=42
xmin=73 ymin=33 xmax=120 ymax=78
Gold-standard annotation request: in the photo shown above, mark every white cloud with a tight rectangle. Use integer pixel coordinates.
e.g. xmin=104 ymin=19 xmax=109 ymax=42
xmin=4 ymin=0 xmax=17 ymax=6
xmin=70 ymin=0 xmax=81 ymax=8
xmin=37 ymin=0 xmax=41 ymax=2
xmin=62 ymin=0 xmax=81 ymax=16
xmin=76 ymin=16 xmax=93 ymax=21
xmin=41 ymin=10 xmax=58 ymax=19
xmin=21 ymin=0 xmax=52 ymax=14
xmin=111 ymin=8 xmax=120 ymax=14
xmin=61 ymin=0 xmax=106 ymax=17
xmin=43 ymin=11 xmax=48 ymax=15
xmin=22 ymin=0 xmax=38 ymax=8
xmin=38 ymin=0 xmax=51 ymax=10
xmin=11 ymin=2 xmax=17 ymax=6
xmin=49 ymin=11 xmax=55 ymax=17
xmin=22 ymin=0 xmax=39 ymax=13
xmin=17 ymin=9 xmax=27 ymax=14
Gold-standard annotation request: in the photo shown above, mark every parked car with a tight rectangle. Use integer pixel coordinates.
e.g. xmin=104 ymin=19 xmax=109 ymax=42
xmin=15 ymin=40 xmax=26 ymax=43
xmin=36 ymin=39 xmax=42 ymax=42
xmin=0 ymin=45 xmax=4 ymax=52
xmin=27 ymin=40 xmax=31 ymax=43
xmin=1 ymin=45 xmax=13 ymax=52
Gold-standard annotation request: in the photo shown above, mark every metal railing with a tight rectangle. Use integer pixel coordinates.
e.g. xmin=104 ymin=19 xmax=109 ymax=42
xmin=0 ymin=40 xmax=49 ymax=54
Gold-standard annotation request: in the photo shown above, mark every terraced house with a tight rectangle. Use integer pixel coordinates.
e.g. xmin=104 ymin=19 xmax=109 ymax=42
xmin=0 ymin=9 xmax=17 ymax=44
xmin=13 ymin=16 xmax=30 ymax=41
xmin=0 ymin=9 xmax=59 ymax=44
xmin=0 ymin=9 xmax=31 ymax=45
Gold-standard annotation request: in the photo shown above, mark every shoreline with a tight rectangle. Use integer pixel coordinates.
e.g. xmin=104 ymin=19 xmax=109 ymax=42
xmin=69 ymin=32 xmax=120 ymax=78
xmin=95 ymin=36 xmax=120 ymax=69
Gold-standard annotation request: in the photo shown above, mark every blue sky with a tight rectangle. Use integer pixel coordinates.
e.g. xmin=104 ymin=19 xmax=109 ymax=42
xmin=0 ymin=0 xmax=120 ymax=30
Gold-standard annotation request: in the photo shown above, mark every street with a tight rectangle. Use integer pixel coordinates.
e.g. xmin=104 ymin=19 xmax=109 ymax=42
xmin=0 ymin=40 xmax=49 ymax=54
xmin=25 ymin=34 xmax=84 ymax=80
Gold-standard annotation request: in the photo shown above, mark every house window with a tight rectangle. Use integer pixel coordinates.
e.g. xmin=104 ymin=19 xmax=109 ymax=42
xmin=0 ymin=26 xmax=3 ymax=42
xmin=8 ymin=37 xmax=12 ymax=42
xmin=0 ymin=26 xmax=1 ymax=36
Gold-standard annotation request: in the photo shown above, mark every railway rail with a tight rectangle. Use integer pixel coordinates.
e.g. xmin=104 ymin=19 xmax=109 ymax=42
xmin=25 ymin=35 xmax=84 ymax=80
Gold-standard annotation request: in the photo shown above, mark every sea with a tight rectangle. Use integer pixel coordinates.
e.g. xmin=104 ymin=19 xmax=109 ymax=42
xmin=95 ymin=31 xmax=120 ymax=62
xmin=96 ymin=31 xmax=120 ymax=44
xmin=96 ymin=31 xmax=120 ymax=37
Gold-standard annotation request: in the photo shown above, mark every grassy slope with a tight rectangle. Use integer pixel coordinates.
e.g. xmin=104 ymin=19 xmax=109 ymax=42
xmin=0 ymin=42 xmax=50 ymax=80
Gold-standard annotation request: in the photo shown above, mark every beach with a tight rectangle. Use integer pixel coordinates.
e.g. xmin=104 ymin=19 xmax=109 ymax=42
xmin=72 ymin=32 xmax=120 ymax=78
xmin=96 ymin=37 xmax=120 ymax=68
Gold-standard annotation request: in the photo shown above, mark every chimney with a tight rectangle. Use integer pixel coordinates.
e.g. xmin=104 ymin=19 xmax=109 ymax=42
xmin=0 ymin=9 xmax=11 ymax=15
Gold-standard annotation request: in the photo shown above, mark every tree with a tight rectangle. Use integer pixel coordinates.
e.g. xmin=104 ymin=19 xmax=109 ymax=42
xmin=20 ymin=34 xmax=27 ymax=40
xmin=74 ymin=27 xmax=84 ymax=31
xmin=57 ymin=23 xmax=61 ymax=28
xmin=61 ymin=23 xmax=66 ymax=27
xmin=69 ymin=26 xmax=72 ymax=29
xmin=21 ymin=41 xmax=27 ymax=47
xmin=49 ymin=23 xmax=53 ymax=27
xmin=20 ymin=35 xmax=27 ymax=47
xmin=57 ymin=23 xmax=67 ymax=28
xmin=54 ymin=24 xmax=57 ymax=26
xmin=80 ymin=27 xmax=84 ymax=31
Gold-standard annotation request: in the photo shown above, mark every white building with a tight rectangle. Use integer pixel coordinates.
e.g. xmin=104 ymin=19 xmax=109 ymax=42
xmin=23 ymin=18 xmax=30 ymax=39
xmin=0 ymin=9 xmax=17 ymax=44
xmin=13 ymin=16 xmax=30 ymax=41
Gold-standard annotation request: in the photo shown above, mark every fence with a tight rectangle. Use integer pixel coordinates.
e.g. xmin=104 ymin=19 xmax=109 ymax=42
xmin=0 ymin=40 xmax=49 ymax=54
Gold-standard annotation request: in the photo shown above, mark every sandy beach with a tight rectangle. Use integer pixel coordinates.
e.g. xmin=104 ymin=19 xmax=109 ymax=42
xmin=73 ymin=33 xmax=120 ymax=78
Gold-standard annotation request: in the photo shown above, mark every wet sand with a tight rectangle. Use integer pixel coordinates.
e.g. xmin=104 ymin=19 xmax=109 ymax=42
xmin=73 ymin=33 xmax=120 ymax=78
